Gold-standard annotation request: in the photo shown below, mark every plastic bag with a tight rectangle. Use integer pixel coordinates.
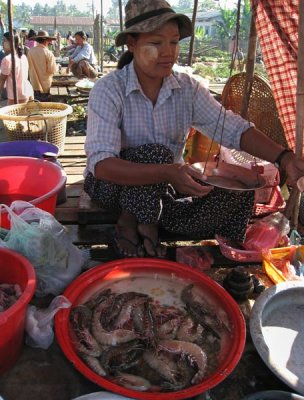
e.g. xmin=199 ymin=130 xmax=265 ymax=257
xmin=0 ymin=201 xmax=88 ymax=297
xmin=243 ymin=212 xmax=290 ymax=251
xmin=25 ymin=295 xmax=71 ymax=349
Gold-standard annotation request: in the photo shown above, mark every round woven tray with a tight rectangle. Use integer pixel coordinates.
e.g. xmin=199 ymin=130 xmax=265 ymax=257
xmin=221 ymin=72 xmax=288 ymax=148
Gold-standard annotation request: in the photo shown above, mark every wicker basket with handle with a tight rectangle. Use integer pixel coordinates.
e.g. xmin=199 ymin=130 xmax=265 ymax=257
xmin=0 ymin=101 xmax=73 ymax=154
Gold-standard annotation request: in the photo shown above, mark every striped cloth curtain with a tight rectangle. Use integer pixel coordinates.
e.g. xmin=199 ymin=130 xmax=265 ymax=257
xmin=251 ymin=0 xmax=298 ymax=150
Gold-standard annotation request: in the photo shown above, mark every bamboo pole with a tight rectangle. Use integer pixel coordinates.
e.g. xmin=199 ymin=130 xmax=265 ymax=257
xmin=295 ymin=1 xmax=304 ymax=158
xmin=187 ymin=0 xmax=198 ymax=67
xmin=240 ymin=14 xmax=257 ymax=119
xmin=7 ymin=0 xmax=17 ymax=104
xmin=118 ymin=0 xmax=124 ymax=53
xmin=286 ymin=0 xmax=304 ymax=229
xmin=100 ymin=0 xmax=104 ymax=73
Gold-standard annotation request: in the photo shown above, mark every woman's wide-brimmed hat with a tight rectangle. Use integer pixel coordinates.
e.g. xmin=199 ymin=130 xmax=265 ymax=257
xmin=115 ymin=0 xmax=193 ymax=47
xmin=33 ymin=30 xmax=56 ymax=41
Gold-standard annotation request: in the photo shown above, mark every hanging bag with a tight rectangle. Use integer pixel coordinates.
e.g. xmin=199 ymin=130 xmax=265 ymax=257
xmin=0 ymin=201 xmax=86 ymax=297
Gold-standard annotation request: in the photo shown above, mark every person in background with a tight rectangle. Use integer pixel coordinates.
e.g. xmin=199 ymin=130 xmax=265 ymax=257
xmin=0 ymin=14 xmax=6 ymax=65
xmin=0 ymin=31 xmax=33 ymax=104
xmin=67 ymin=31 xmax=97 ymax=79
xmin=66 ymin=31 xmax=74 ymax=46
xmin=27 ymin=30 xmax=57 ymax=101
xmin=19 ymin=28 xmax=28 ymax=47
xmin=25 ymin=29 xmax=37 ymax=49
xmin=84 ymin=0 xmax=304 ymax=258
xmin=53 ymin=31 xmax=62 ymax=57
xmin=236 ymin=47 xmax=244 ymax=72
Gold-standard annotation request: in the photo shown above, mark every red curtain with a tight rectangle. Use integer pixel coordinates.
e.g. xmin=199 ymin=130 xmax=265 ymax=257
xmin=251 ymin=0 xmax=298 ymax=150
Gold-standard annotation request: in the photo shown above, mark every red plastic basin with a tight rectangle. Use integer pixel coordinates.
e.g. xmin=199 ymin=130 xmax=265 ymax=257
xmin=0 ymin=156 xmax=66 ymax=228
xmin=55 ymin=258 xmax=246 ymax=400
xmin=0 ymin=248 xmax=36 ymax=375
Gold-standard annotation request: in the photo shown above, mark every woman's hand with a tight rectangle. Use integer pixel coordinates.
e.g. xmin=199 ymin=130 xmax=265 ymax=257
xmin=166 ymin=163 xmax=214 ymax=197
xmin=281 ymin=152 xmax=304 ymax=188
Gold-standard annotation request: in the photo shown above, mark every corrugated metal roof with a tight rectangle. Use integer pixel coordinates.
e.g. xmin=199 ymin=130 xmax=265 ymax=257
xmin=30 ymin=16 xmax=94 ymax=26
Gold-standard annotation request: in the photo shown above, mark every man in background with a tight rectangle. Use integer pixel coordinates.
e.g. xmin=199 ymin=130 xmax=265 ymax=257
xmin=66 ymin=31 xmax=97 ymax=79
xmin=27 ymin=30 xmax=57 ymax=101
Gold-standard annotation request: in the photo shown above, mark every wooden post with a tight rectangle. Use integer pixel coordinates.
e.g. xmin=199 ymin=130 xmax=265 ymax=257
xmin=240 ymin=14 xmax=257 ymax=119
xmin=118 ymin=0 xmax=124 ymax=53
xmin=296 ymin=0 xmax=304 ymax=158
xmin=287 ymin=0 xmax=304 ymax=229
xmin=94 ymin=14 xmax=100 ymax=66
xmin=100 ymin=0 xmax=104 ymax=73
xmin=187 ymin=0 xmax=198 ymax=67
xmin=7 ymin=0 xmax=17 ymax=104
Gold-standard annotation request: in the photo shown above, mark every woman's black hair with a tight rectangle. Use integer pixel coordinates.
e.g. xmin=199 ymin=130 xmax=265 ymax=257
xmin=74 ymin=31 xmax=87 ymax=40
xmin=28 ymin=29 xmax=36 ymax=39
xmin=117 ymin=51 xmax=133 ymax=69
xmin=3 ymin=31 xmax=23 ymax=58
xmin=116 ymin=33 xmax=139 ymax=70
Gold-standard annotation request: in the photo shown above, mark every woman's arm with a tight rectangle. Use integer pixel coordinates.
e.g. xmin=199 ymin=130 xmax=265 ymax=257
xmin=240 ymin=126 xmax=304 ymax=186
xmin=95 ymin=157 xmax=213 ymax=197
xmin=240 ymin=126 xmax=287 ymax=163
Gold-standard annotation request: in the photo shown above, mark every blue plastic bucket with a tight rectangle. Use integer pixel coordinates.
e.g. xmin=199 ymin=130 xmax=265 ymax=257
xmin=0 ymin=140 xmax=59 ymax=159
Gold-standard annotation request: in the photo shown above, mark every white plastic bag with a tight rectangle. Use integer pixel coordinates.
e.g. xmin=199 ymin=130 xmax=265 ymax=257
xmin=25 ymin=295 xmax=71 ymax=349
xmin=0 ymin=201 xmax=88 ymax=296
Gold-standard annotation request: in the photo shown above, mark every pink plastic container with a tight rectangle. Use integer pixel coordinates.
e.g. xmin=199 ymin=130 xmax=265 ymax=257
xmin=0 ymin=248 xmax=36 ymax=374
xmin=216 ymin=234 xmax=262 ymax=263
xmin=0 ymin=156 xmax=66 ymax=228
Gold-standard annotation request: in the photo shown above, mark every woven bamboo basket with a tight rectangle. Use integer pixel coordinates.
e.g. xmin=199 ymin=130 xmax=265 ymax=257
xmin=221 ymin=72 xmax=288 ymax=148
xmin=0 ymin=102 xmax=73 ymax=154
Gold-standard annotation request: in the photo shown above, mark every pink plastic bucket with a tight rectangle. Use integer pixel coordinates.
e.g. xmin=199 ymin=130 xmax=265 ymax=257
xmin=0 ymin=248 xmax=36 ymax=375
xmin=0 ymin=156 xmax=66 ymax=228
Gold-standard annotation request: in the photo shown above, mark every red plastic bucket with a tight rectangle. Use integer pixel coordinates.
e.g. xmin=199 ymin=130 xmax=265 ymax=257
xmin=0 ymin=248 xmax=36 ymax=375
xmin=55 ymin=258 xmax=246 ymax=400
xmin=0 ymin=156 xmax=66 ymax=228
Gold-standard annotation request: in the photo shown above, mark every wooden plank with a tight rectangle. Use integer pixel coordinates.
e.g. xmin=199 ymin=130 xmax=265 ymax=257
xmin=62 ymin=143 xmax=85 ymax=151
xmin=61 ymin=149 xmax=86 ymax=156
xmin=63 ymin=166 xmax=86 ymax=174
xmin=58 ymin=86 xmax=68 ymax=96
xmin=65 ymin=184 xmax=83 ymax=197
xmin=60 ymin=160 xmax=87 ymax=167
xmin=50 ymin=87 xmax=59 ymax=95
xmin=66 ymin=175 xmax=84 ymax=184
xmin=65 ymin=136 xmax=86 ymax=143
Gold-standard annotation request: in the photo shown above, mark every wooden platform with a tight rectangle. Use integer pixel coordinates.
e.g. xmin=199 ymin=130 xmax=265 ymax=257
xmin=49 ymin=86 xmax=89 ymax=104
xmin=55 ymin=136 xmax=262 ymax=265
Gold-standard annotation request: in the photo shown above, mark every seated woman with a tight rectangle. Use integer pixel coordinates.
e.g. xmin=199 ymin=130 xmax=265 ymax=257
xmin=0 ymin=31 xmax=33 ymax=104
xmin=67 ymin=31 xmax=97 ymax=79
xmin=84 ymin=0 xmax=304 ymax=258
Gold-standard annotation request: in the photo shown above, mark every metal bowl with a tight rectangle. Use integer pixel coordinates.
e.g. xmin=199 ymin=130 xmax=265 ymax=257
xmin=250 ymin=281 xmax=304 ymax=395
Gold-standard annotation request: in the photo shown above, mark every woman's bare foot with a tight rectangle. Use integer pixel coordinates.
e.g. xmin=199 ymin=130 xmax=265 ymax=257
xmin=114 ymin=211 xmax=145 ymax=257
xmin=137 ymin=223 xmax=167 ymax=257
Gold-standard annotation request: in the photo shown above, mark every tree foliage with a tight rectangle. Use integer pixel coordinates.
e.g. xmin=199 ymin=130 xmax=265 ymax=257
xmin=107 ymin=0 xmax=128 ymax=19
xmin=199 ymin=0 xmax=220 ymax=12
xmin=174 ymin=0 xmax=192 ymax=11
xmin=12 ymin=0 xmax=92 ymax=27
